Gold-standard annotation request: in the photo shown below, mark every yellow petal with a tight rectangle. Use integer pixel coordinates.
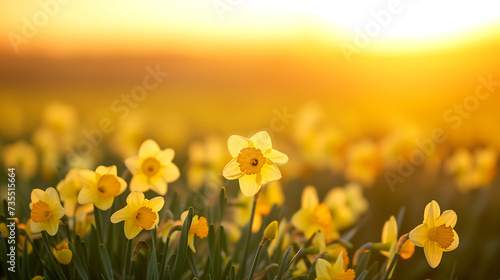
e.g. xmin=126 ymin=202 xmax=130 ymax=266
xmin=382 ymin=216 xmax=397 ymax=244
xmin=302 ymin=186 xmax=319 ymax=209
xmin=409 ymin=223 xmax=428 ymax=247
xmin=30 ymin=189 xmax=45 ymax=206
xmin=78 ymin=169 xmax=97 ymax=189
xmin=161 ymin=163 xmax=180 ymax=182
xmin=222 ymin=158 xmax=244 ymax=180
xmin=333 ymin=250 xmax=344 ymax=275
xmin=45 ymin=187 xmax=60 ymax=208
xmin=125 ymin=156 xmax=141 ymax=174
xmin=290 ymin=208 xmax=314 ymax=234
xmin=435 ymin=210 xmax=457 ymax=228
xmin=130 ymin=173 xmax=150 ymax=192
xmin=260 ymin=162 xmax=282 ymax=185
xmin=250 ymin=131 xmax=272 ymax=153
xmin=443 ymin=229 xmax=459 ymax=252
xmin=157 ymin=148 xmax=175 ymax=164
xmin=228 ymin=135 xmax=250 ymax=157
xmin=124 ymin=219 xmax=142 ymax=240
xmin=424 ymin=200 xmax=440 ymax=228
xmin=265 ymin=149 xmax=288 ymax=165
xmin=30 ymin=219 xmax=44 ymax=233
xmin=96 ymin=165 xmax=117 ymax=176
xmin=117 ymin=177 xmax=128 ymax=194
xmin=94 ymin=197 xmax=114 ymax=211
xmin=315 ymin=258 xmax=331 ymax=277
xmin=239 ymin=174 xmax=261 ymax=197
xmin=54 ymin=249 xmax=72 ymax=265
xmin=139 ymin=139 xmax=161 ymax=157
xmin=77 ymin=187 xmax=98 ymax=205
xmin=126 ymin=191 xmax=145 ymax=210
xmin=423 ymin=240 xmax=443 ymax=268
xmin=144 ymin=197 xmax=165 ymax=213
xmin=111 ymin=207 xmax=133 ymax=223
xmin=46 ymin=216 xmax=60 ymax=236
xmin=149 ymin=176 xmax=167 ymax=195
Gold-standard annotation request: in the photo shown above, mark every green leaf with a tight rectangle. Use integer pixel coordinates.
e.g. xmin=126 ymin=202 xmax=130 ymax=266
xmin=354 ymin=250 xmax=371 ymax=275
xmin=147 ymin=230 xmax=159 ymax=280
xmin=99 ymin=244 xmax=114 ymax=280
xmin=275 ymin=246 xmax=292 ymax=280
xmin=41 ymin=231 xmax=67 ymax=280
xmin=68 ymin=243 xmax=89 ymax=280
xmin=171 ymin=207 xmax=193 ymax=279
xmin=355 ymin=270 xmax=368 ymax=280
xmin=22 ymin=236 xmax=31 ymax=280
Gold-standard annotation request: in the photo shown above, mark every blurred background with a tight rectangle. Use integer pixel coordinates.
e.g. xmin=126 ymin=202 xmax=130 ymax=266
xmin=1 ymin=0 xmax=500 ymax=279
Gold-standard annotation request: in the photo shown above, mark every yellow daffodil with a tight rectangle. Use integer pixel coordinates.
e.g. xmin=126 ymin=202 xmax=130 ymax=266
xmin=52 ymin=242 xmax=72 ymax=265
xmin=263 ymin=221 xmax=278 ymax=242
xmin=30 ymin=187 xmax=65 ymax=236
xmin=125 ymin=139 xmax=180 ymax=195
xmin=291 ymin=186 xmax=338 ymax=241
xmin=111 ymin=190 xmax=164 ymax=239
xmin=74 ymin=204 xmax=94 ymax=237
xmin=380 ymin=216 xmax=414 ymax=278
xmin=186 ymin=135 xmax=226 ymax=191
xmin=2 ymin=140 xmax=38 ymax=180
xmin=32 ymin=276 xmax=44 ymax=280
xmin=315 ymin=251 xmax=355 ymax=280
xmin=159 ymin=219 xmax=178 ymax=243
xmin=345 ymin=140 xmax=382 ymax=187
xmin=180 ymin=210 xmax=209 ymax=253
xmin=222 ymin=131 xmax=288 ymax=197
xmin=77 ymin=165 xmax=127 ymax=210
xmin=409 ymin=200 xmax=459 ymax=268
xmin=324 ymin=183 xmax=368 ymax=230
xmin=57 ymin=168 xmax=90 ymax=217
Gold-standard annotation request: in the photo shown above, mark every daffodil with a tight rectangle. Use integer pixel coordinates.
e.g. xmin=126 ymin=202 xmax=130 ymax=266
xmin=57 ymin=168 xmax=89 ymax=217
xmin=52 ymin=242 xmax=72 ymax=265
xmin=125 ymin=139 xmax=180 ymax=195
xmin=345 ymin=140 xmax=382 ymax=187
xmin=111 ymin=191 xmax=164 ymax=239
xmin=180 ymin=210 xmax=209 ymax=253
xmin=222 ymin=131 xmax=288 ymax=197
xmin=315 ymin=251 xmax=355 ymax=280
xmin=409 ymin=200 xmax=459 ymax=268
xmin=30 ymin=187 xmax=65 ymax=236
xmin=379 ymin=216 xmax=414 ymax=278
xmin=291 ymin=186 xmax=338 ymax=241
xmin=77 ymin=165 xmax=127 ymax=210
xmin=324 ymin=183 xmax=368 ymax=230
xmin=2 ymin=140 xmax=38 ymax=180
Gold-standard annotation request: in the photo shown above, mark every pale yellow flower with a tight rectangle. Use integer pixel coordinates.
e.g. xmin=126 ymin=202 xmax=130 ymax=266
xmin=345 ymin=140 xmax=382 ymax=187
xmin=125 ymin=139 xmax=180 ymax=195
xmin=77 ymin=165 xmax=127 ymax=210
xmin=52 ymin=242 xmax=72 ymax=265
xmin=380 ymin=216 xmax=414 ymax=278
xmin=57 ymin=168 xmax=90 ymax=217
xmin=291 ymin=186 xmax=338 ymax=241
xmin=180 ymin=210 xmax=209 ymax=253
xmin=409 ymin=200 xmax=459 ymax=268
xmin=263 ymin=221 xmax=278 ymax=242
xmin=324 ymin=183 xmax=368 ymax=230
xmin=30 ymin=187 xmax=65 ymax=236
xmin=111 ymin=191 xmax=164 ymax=239
xmin=315 ymin=251 xmax=355 ymax=280
xmin=223 ymin=131 xmax=288 ymax=197
xmin=2 ymin=141 xmax=38 ymax=180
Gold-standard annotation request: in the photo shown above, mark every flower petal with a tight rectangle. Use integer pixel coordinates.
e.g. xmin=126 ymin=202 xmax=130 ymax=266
xmin=424 ymin=200 xmax=440 ymax=228
xmin=228 ymin=135 xmax=250 ymax=158
xmin=382 ymin=216 xmax=398 ymax=244
xmin=77 ymin=187 xmax=98 ymax=205
xmin=78 ymin=169 xmax=97 ymax=189
xmin=409 ymin=223 xmax=428 ymax=247
xmin=265 ymin=149 xmax=288 ymax=165
xmin=436 ymin=210 xmax=457 ymax=228
xmin=444 ymin=229 xmax=459 ymax=252
xmin=139 ymin=139 xmax=161 ymax=157
xmin=149 ymin=176 xmax=168 ymax=195
xmin=30 ymin=220 xmax=44 ymax=234
xmin=315 ymin=258 xmax=331 ymax=277
xmin=250 ymin=131 xmax=272 ymax=153
xmin=117 ymin=177 xmax=128 ymax=194
xmin=130 ymin=174 xmax=151 ymax=192
xmin=31 ymin=189 xmax=45 ymax=205
xmin=222 ymin=158 xmax=244 ymax=180
xmin=126 ymin=191 xmax=145 ymax=210
xmin=161 ymin=163 xmax=180 ymax=182
xmin=125 ymin=156 xmax=141 ymax=174
xmin=46 ymin=216 xmax=60 ymax=236
xmin=45 ymin=187 xmax=60 ymax=208
xmin=157 ymin=148 xmax=175 ymax=164
xmin=94 ymin=197 xmax=114 ymax=211
xmin=260 ymin=162 xmax=282 ymax=185
xmin=110 ymin=207 xmax=132 ymax=223
xmin=96 ymin=165 xmax=117 ymax=176
xmin=301 ymin=186 xmax=319 ymax=209
xmin=238 ymin=174 xmax=261 ymax=197
xmin=124 ymin=219 xmax=142 ymax=240
xmin=144 ymin=197 xmax=165 ymax=212
xmin=423 ymin=240 xmax=443 ymax=268
xmin=333 ymin=250 xmax=345 ymax=275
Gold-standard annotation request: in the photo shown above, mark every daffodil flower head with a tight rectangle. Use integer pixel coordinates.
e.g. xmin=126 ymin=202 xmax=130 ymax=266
xmin=222 ymin=131 xmax=288 ymax=197
xmin=263 ymin=220 xmax=279 ymax=243
xmin=52 ymin=242 xmax=72 ymax=265
xmin=381 ymin=216 xmax=414 ymax=260
xmin=77 ymin=165 xmax=127 ymax=210
xmin=57 ymin=168 xmax=86 ymax=217
xmin=30 ymin=187 xmax=65 ymax=236
xmin=111 ymin=190 xmax=164 ymax=240
xmin=180 ymin=210 xmax=209 ymax=253
xmin=125 ymin=139 xmax=180 ymax=195
xmin=315 ymin=251 xmax=355 ymax=280
xmin=409 ymin=200 xmax=459 ymax=268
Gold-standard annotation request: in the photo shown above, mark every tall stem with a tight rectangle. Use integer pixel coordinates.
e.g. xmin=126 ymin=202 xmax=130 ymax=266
xmin=239 ymin=195 xmax=258 ymax=279
xmin=248 ymin=244 xmax=263 ymax=280
xmin=93 ymin=206 xmax=103 ymax=244
xmin=382 ymin=233 xmax=409 ymax=280
xmin=123 ymin=238 xmax=132 ymax=280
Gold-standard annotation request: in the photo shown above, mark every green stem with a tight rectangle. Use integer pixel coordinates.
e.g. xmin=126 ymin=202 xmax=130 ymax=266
xmin=65 ymin=222 xmax=72 ymax=244
xmin=123 ymin=238 xmax=132 ymax=280
xmin=382 ymin=233 xmax=409 ymax=280
xmin=93 ymin=205 xmax=103 ymax=244
xmin=248 ymin=244 xmax=263 ymax=280
xmin=238 ymin=195 xmax=258 ymax=279
xmin=159 ymin=237 xmax=171 ymax=279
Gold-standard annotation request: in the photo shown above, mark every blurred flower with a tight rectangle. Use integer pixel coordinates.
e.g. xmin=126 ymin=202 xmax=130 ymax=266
xmin=223 ymin=131 xmax=288 ymax=197
xmin=30 ymin=187 xmax=65 ymax=236
xmin=315 ymin=251 xmax=355 ymax=280
xmin=324 ymin=183 xmax=368 ymax=230
xmin=345 ymin=140 xmax=383 ymax=187
xmin=235 ymin=181 xmax=285 ymax=232
xmin=17 ymin=222 xmax=33 ymax=256
xmin=42 ymin=101 xmax=78 ymax=134
xmin=186 ymin=135 xmax=226 ymax=191
xmin=125 ymin=139 xmax=180 ymax=195
xmin=445 ymin=147 xmax=497 ymax=192
xmin=180 ymin=210 xmax=209 ymax=253
xmin=380 ymin=216 xmax=414 ymax=278
xmin=263 ymin=220 xmax=278 ymax=242
xmin=52 ymin=242 xmax=72 ymax=265
xmin=291 ymin=186 xmax=338 ymax=241
xmin=2 ymin=141 xmax=38 ymax=180
xmin=158 ymin=219 xmax=178 ymax=243
xmin=111 ymin=191 xmax=164 ymax=239
xmin=57 ymin=168 xmax=89 ymax=217
xmin=32 ymin=276 xmax=44 ymax=280
xmin=74 ymin=204 xmax=94 ymax=237
xmin=78 ymin=165 xmax=127 ymax=210
xmin=409 ymin=200 xmax=459 ymax=268
xmin=110 ymin=114 xmax=146 ymax=159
